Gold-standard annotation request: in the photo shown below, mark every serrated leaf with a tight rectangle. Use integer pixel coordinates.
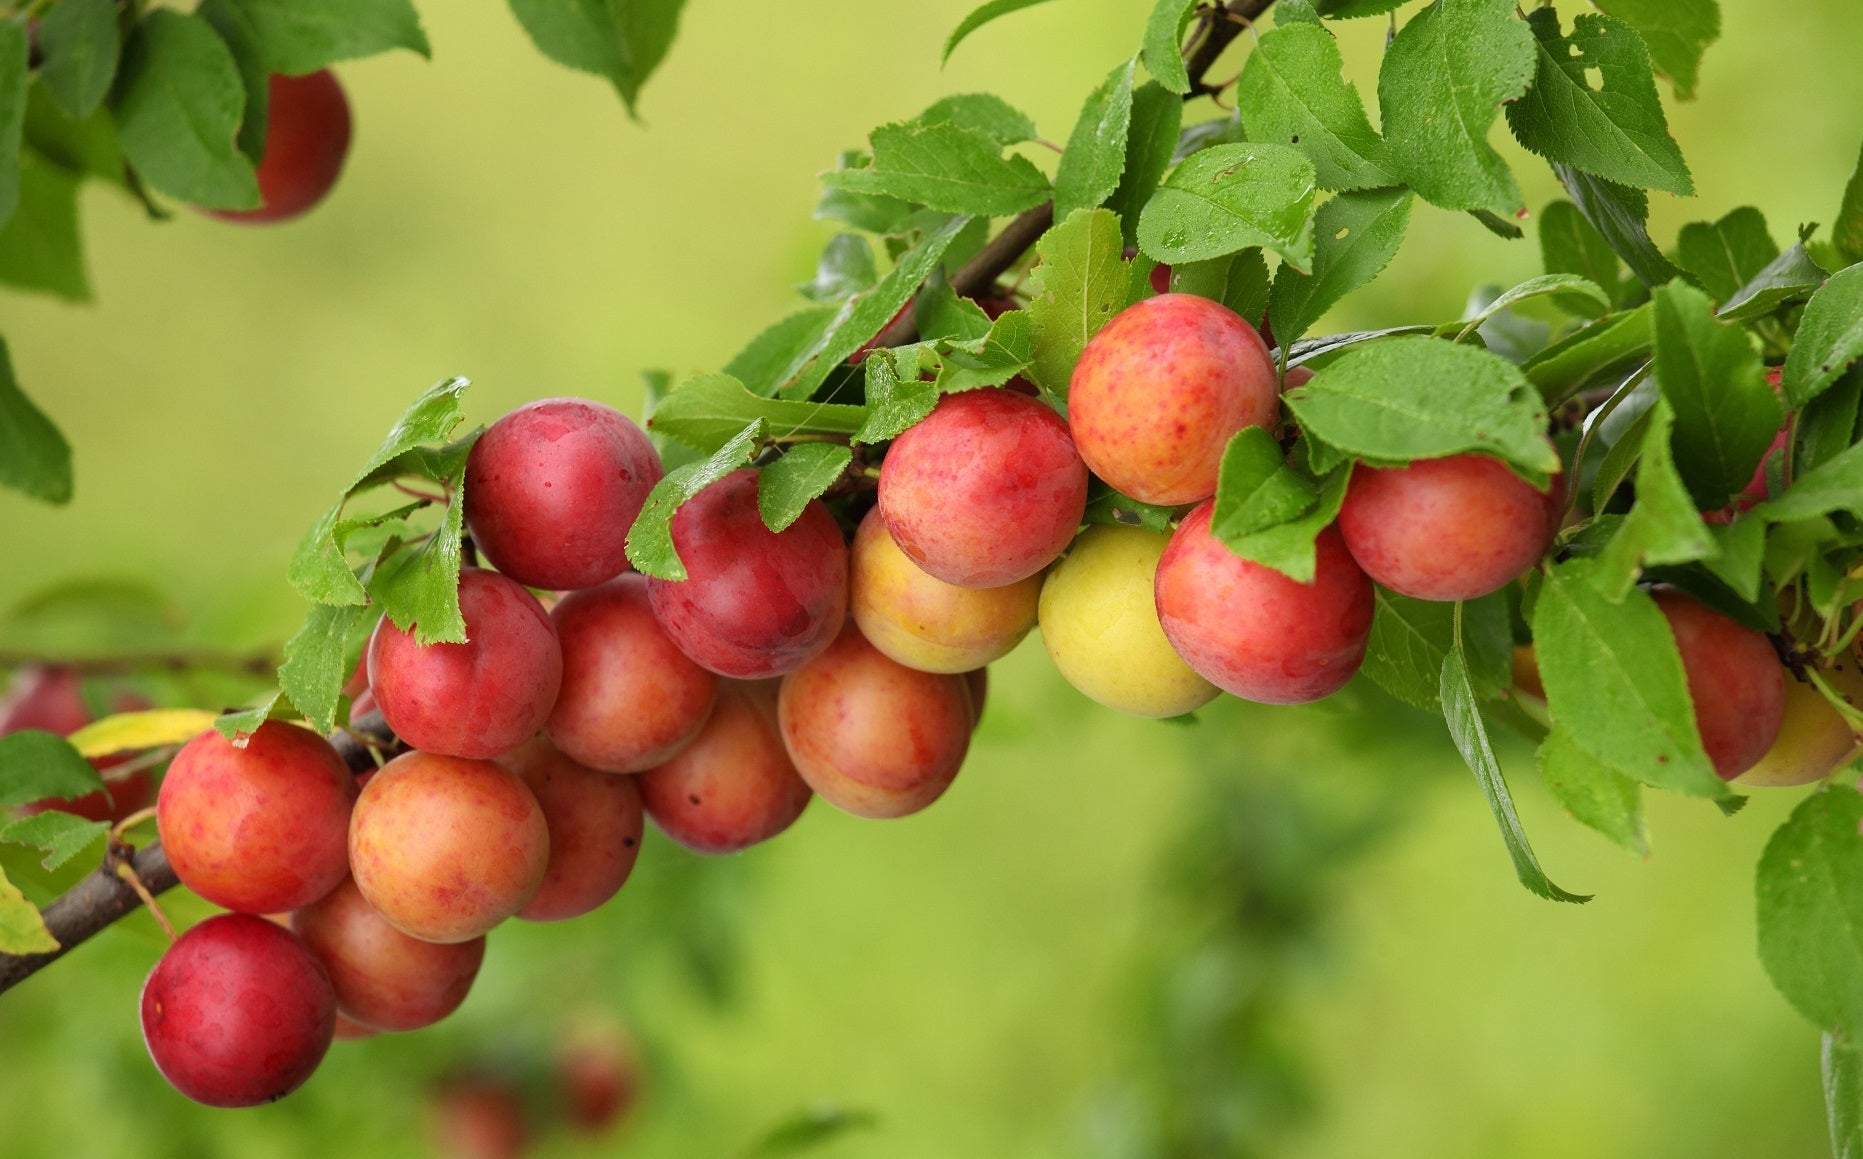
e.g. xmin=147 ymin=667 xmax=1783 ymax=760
xmin=648 ymin=373 xmax=866 ymax=454
xmin=1285 ymin=337 xmax=1559 ymax=483
xmin=1457 ymin=275 xmax=1610 ymax=341
xmin=212 ymin=690 xmax=281 ymax=742
xmin=0 ymin=19 xmax=27 ymax=233
xmin=820 ymin=121 xmax=1049 ymax=217
xmin=0 ymin=148 xmax=89 ymax=301
xmin=725 ymin=307 xmax=839 ymax=398
xmin=1590 ymin=0 xmax=1719 ymax=100
xmin=1026 ymin=207 xmax=1130 ymax=395
xmin=797 ymin=235 xmax=876 ymax=303
xmin=915 ymin=282 xmax=992 ymax=343
xmin=1698 ymin=514 xmax=1765 ymax=603
xmin=757 ymin=444 xmax=852 ymax=533
xmin=814 ymin=151 xmax=915 ymax=235
xmin=112 ymin=11 xmax=259 ymax=211
xmin=1169 ymin=248 xmax=1270 ymax=325
xmin=1784 ymin=264 xmax=1863 ymax=411
xmin=1521 ymin=303 xmax=1652 ymax=403
xmin=1799 ymin=366 xmax=1863 ymax=478
xmin=67 ymin=709 xmax=216 ymax=759
xmin=936 ymin=309 xmax=1034 ymax=392
xmin=1364 ymin=589 xmax=1509 ymax=710
xmin=1758 ymin=440 xmax=1863 ymax=524
xmin=852 ymin=350 xmax=940 ymax=445
xmin=918 ymin=93 xmax=1037 ymax=148
xmin=1216 ymin=466 xmax=1348 ymax=583
xmin=0 ymin=864 xmax=56 ymax=954
xmin=1592 ymin=396 xmax=1716 ymax=596
xmin=1211 ymin=427 xmax=1317 ymax=545
xmin=279 ymin=602 xmax=364 ymax=734
xmin=1554 ymin=165 xmax=1678 ymax=287
xmin=1138 ymin=142 xmax=1317 ymax=269
xmin=222 ymin=0 xmax=429 ymax=74
xmin=1540 ymin=200 xmax=1626 ymax=311
xmin=1839 ymin=139 xmax=1863 ymax=267
xmin=1173 ymin=112 xmax=1246 ymax=163
xmin=1106 ymin=81 xmax=1179 ymax=248
xmin=1313 ymin=0 xmax=1404 ymax=15
xmin=1506 ymin=10 xmax=1692 ymax=196
xmin=38 ymin=0 xmax=119 ymax=120
xmin=1719 ymin=242 xmax=1827 ymax=324
xmin=1 ymin=811 xmax=109 ymax=871
xmin=1652 ymin=280 xmax=1778 ymax=508
xmin=1234 ymin=20 xmax=1394 ymax=192
xmin=1442 ymin=636 xmax=1589 ymax=903
xmin=1054 ymin=57 xmax=1135 ymax=221
xmin=1081 ymin=481 xmax=1177 ymax=534
xmin=1268 ymin=187 xmax=1411 ymax=347
xmin=1757 ymin=787 xmax=1863 ymax=1038
xmin=1530 ymin=559 xmax=1724 ymax=796
xmin=1674 ymin=206 xmax=1778 ymax=305
xmin=1537 ymin=726 xmax=1647 ymax=854
xmin=1377 ymin=0 xmax=1533 ymax=215
xmin=1141 ymin=0 xmax=1198 ymax=95
xmin=942 ymin=0 xmax=1056 ymax=64
xmin=0 ymin=337 xmax=74 ymax=505
xmin=626 ymin=422 xmax=765 ymax=581
xmin=0 ymin=730 xmax=104 ymax=810
xmin=370 ymin=485 xmax=467 ymax=645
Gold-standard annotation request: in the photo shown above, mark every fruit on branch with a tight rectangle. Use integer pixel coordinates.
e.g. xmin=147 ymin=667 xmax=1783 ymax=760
xmin=877 ymin=388 xmax=1088 ymax=588
xmin=848 ymin=507 xmax=1039 ymax=674
xmin=499 ymin=737 xmax=644 ymax=921
xmin=157 ymin=721 xmax=356 ymax=914
xmin=1155 ymin=507 xmax=1374 ymax=704
xmin=465 ymin=399 xmax=664 ymax=590
xmin=1068 ymin=293 xmax=1279 ymax=507
xmin=349 ymin=750 xmax=550 ymax=943
xmin=647 ymin=468 xmax=849 ymax=679
xmin=1 ymin=664 xmax=154 ymax=822
xmin=291 ymin=876 xmax=486 ymax=1032
xmin=367 ymin=568 xmax=563 ymax=760
xmin=1735 ymin=657 xmax=1863 ymax=787
xmin=1650 ymin=588 xmax=1786 ymax=780
xmin=636 ymin=682 xmax=811 ymax=854
xmin=209 ymin=71 xmax=353 ymax=225
xmin=777 ymin=627 xmax=972 ymax=819
xmin=547 ymin=574 xmax=717 ymax=772
xmin=1336 ymin=453 xmax=1559 ymax=602
xmin=140 ymin=914 xmax=336 ymax=1107
xmin=1039 ymin=524 xmax=1219 ymax=718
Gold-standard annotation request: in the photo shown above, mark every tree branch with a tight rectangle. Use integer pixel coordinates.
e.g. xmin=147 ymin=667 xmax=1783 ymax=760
xmin=0 ymin=714 xmax=399 ymax=995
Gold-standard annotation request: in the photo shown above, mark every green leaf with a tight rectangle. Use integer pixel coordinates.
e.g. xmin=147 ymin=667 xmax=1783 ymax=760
xmin=38 ymin=0 xmax=120 ymax=120
xmin=212 ymin=689 xmax=282 ymax=742
xmin=1784 ymin=264 xmax=1863 ymax=411
xmin=0 ymin=337 xmax=74 ymax=505
xmin=1540 ymin=200 xmax=1626 ymax=310
xmin=1377 ymin=0 xmax=1534 ymax=216
xmin=1537 ymin=726 xmax=1647 ymax=855
xmin=1554 ymin=165 xmax=1679 ymax=287
xmin=196 ymin=0 xmax=268 ymax=162
xmin=1699 ymin=514 xmax=1765 ymax=603
xmin=1169 ymin=248 xmax=1269 ymax=324
xmin=370 ymin=484 xmax=467 ymax=645
xmin=0 ymin=730 xmax=104 ymax=810
xmin=1652 ymin=280 xmax=1778 ymax=507
xmin=112 ymin=11 xmax=259 ymax=211
xmin=1026 ymin=207 xmax=1130 ymax=396
xmin=222 ymin=0 xmax=429 ymax=74
xmin=626 ymin=422 xmax=765 ymax=581
xmin=1521 ymin=303 xmax=1652 ymax=403
xmin=1589 ymin=0 xmax=1719 ymax=100
xmin=1799 ymin=366 xmax=1863 ymax=478
xmin=797 ymin=235 xmax=877 ymax=304
xmin=1141 ymin=0 xmax=1198 ymax=95
xmin=1456 ymin=274 xmax=1611 ymax=339
xmin=1364 ymin=589 xmax=1509 ymax=710
xmin=935 ymin=308 xmax=1035 ymax=392
xmin=1082 ymin=481 xmax=1177 ymax=534
xmin=1592 ymin=397 xmax=1716 ymax=596
xmin=1313 ymin=0 xmax=1404 ymax=16
xmin=1757 ymin=787 xmax=1863 ymax=1038
xmin=724 ymin=307 xmax=839 ymax=397
xmin=1105 ymin=81 xmax=1179 ymax=248
xmin=1285 ymin=337 xmax=1560 ymax=483
xmin=748 ymin=1104 xmax=880 ymax=1156
xmin=942 ymin=0 xmax=1056 ymax=64
xmin=1674 ymin=206 xmax=1779 ymax=304
xmin=1234 ymin=20 xmax=1394 ymax=192
xmin=1441 ymin=633 xmax=1589 ymax=903
xmin=1719 ymin=242 xmax=1828 ymax=324
xmin=914 ymin=282 xmax=992 ymax=343
xmin=0 ymin=865 xmax=56 ymax=954
xmin=820 ymin=121 xmax=1049 ymax=217
xmin=1825 ymin=1033 xmax=1863 ymax=1159
xmin=648 ymin=373 xmax=865 ymax=454
xmin=0 ymin=149 xmax=88 ymax=301
xmin=1530 ymin=559 xmax=1725 ymax=797
xmin=0 ymin=18 xmax=27 ymax=232
xmin=1054 ymin=57 xmax=1135 ymax=221
xmin=1838 ymin=139 xmax=1863 ymax=267
xmin=1137 ymin=142 xmax=1318 ymax=269
xmin=1212 ymin=427 xmax=1318 ymax=540
xmin=1758 ymin=440 xmax=1863 ymax=524
xmin=278 ymin=601 xmax=365 ymax=734
xmin=852 ymin=349 xmax=940 ymax=445
xmin=814 ymin=151 xmax=915 ymax=235
xmin=1268 ymin=187 xmax=1411 ymax=347
xmin=24 ymin=83 xmax=125 ymax=185
xmin=758 ymin=444 xmax=852 ymax=534
xmin=918 ymin=93 xmax=1037 ymax=148
xmin=0 ymin=811 xmax=109 ymax=871
xmin=1505 ymin=10 xmax=1692 ymax=196
xmin=1215 ymin=466 xmax=1349 ymax=584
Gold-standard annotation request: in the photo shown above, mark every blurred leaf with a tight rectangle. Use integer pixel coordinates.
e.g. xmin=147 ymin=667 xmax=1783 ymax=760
xmin=67 ymin=710 xmax=214 ymax=759
xmin=1081 ymin=481 xmax=1176 ymax=533
xmin=1825 ymin=1033 xmax=1863 ymax=1159
xmin=1674 ymin=206 xmax=1778 ymax=304
xmin=1170 ymin=248 xmax=1269 ymax=324
xmin=1719 ymin=242 xmax=1827 ymax=324
xmin=1285 ymin=337 xmax=1559 ymax=484
xmin=1590 ymin=0 xmax=1719 ymax=99
xmin=942 ymin=0 xmax=1055 ymax=63
xmin=1140 ymin=0 xmax=1197 ymax=94
xmin=220 ymin=0 xmax=429 ymax=73
xmin=1521 ymin=304 xmax=1652 ymax=403
xmin=0 ymin=337 xmax=74 ymax=505
xmin=112 ymin=11 xmax=259 ymax=210
xmin=1137 ymin=142 xmax=1317 ymax=269
xmin=1377 ymin=0 xmax=1533 ymax=215
xmin=918 ymin=93 xmax=1037 ymax=147
xmin=747 ymin=1103 xmax=879 ymax=1156
xmin=1592 ymin=396 xmax=1715 ymax=597
xmin=212 ymin=690 xmax=281 ymax=742
xmin=1269 ymin=187 xmax=1411 ymax=347
xmin=1783 ymin=264 xmax=1863 ymax=410
xmin=1506 ymin=10 xmax=1692 ymax=195
xmin=0 ymin=730 xmax=103 ymax=810
xmin=1364 ymin=589 xmax=1509 ymax=710
xmin=1105 ymin=81 xmax=1179 ymax=247
xmin=1314 ymin=0 xmax=1403 ymax=14
xmin=1054 ymin=57 xmax=1135 ymax=221
xmin=0 ymin=864 xmax=56 ymax=953
xmin=0 ymin=18 xmax=23 ymax=233
xmin=279 ymin=603 xmax=364 ymax=734
xmin=757 ymin=443 xmax=851 ymax=534
xmin=1536 ymin=727 xmax=1647 ymax=854
xmin=1652 ymin=280 xmax=1778 ymax=507
xmin=650 ymin=373 xmax=865 ymax=453
xmin=820 ymin=121 xmax=1049 ymax=217
xmin=798 ymin=234 xmax=877 ymax=303
xmin=1554 ymin=165 xmax=1678 ymax=287
xmin=24 ymin=85 xmax=124 ymax=184
xmin=0 ymin=149 xmax=88 ymax=301
xmin=1839 ymin=139 xmax=1863 ymax=267
xmin=1758 ymin=787 xmax=1863 ymax=1038
xmin=0 ymin=811 xmax=108 ymax=871
xmin=1027 ymin=207 xmax=1130 ymax=395
xmin=38 ymin=0 xmax=119 ymax=119
xmin=626 ymin=422 xmax=764 ymax=581
xmin=1235 ymin=20 xmax=1394 ymax=191
xmin=1540 ymin=200 xmax=1626 ymax=311
xmin=197 ymin=0 xmax=270 ymax=162
xmin=0 ymin=579 xmax=184 ymax=656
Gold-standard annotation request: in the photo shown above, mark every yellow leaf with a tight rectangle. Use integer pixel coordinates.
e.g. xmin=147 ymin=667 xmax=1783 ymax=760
xmin=67 ymin=709 xmax=216 ymax=760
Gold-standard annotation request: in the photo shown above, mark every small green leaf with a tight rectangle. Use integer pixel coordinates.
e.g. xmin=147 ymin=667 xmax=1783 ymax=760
xmin=1783 ymin=264 xmax=1863 ymax=411
xmin=1215 ymin=466 xmax=1349 ymax=584
xmin=1554 ymin=165 xmax=1679 ymax=288
xmin=1540 ymin=200 xmax=1626 ymax=310
xmin=1757 ymin=440 xmax=1863 ymax=524
xmin=1053 ymin=57 xmax=1135 ymax=221
xmin=38 ymin=0 xmax=120 ymax=120
xmin=0 ymin=337 xmax=74 ymax=505
xmin=820 ymin=121 xmax=1049 ymax=217
xmin=0 ymin=148 xmax=89 ymax=301
xmin=279 ymin=601 xmax=365 ymax=734
xmin=918 ymin=93 xmax=1037 ymax=148
xmin=626 ymin=422 xmax=765 ymax=581
xmin=1757 ymin=787 xmax=1863 ymax=1038
xmin=112 ymin=11 xmax=259 ymax=211
xmin=1377 ymin=0 xmax=1534 ymax=216
xmin=1589 ymin=0 xmax=1719 ymax=100
xmin=0 ymin=811 xmax=109 ymax=871
xmin=1719 ymin=242 xmax=1828 ymax=324
xmin=1138 ymin=142 xmax=1318 ymax=269
xmin=1838 ymin=139 xmax=1863 ymax=267
xmin=1268 ymin=187 xmax=1411 ymax=347
xmin=1140 ymin=0 xmax=1198 ymax=95
xmin=370 ymin=485 xmax=467 ymax=645
xmin=1652 ymin=280 xmax=1778 ymax=507
xmin=1105 ymin=81 xmax=1180 ymax=248
xmin=1798 ymin=366 xmax=1863 ymax=478
xmin=935 ymin=308 xmax=1035 ymax=392
xmin=1699 ymin=515 xmax=1765 ymax=603
xmin=1363 ymin=589 xmax=1509 ymax=710
xmin=0 ymin=864 xmax=56 ymax=954
xmin=0 ymin=730 xmax=104 ymax=810
xmin=1170 ymin=249 xmax=1270 ymax=326
xmin=1026 ymin=207 xmax=1131 ymax=396
xmin=1592 ymin=396 xmax=1716 ymax=597
xmin=212 ymin=690 xmax=282 ymax=742
xmin=1457 ymin=274 xmax=1611 ymax=339
xmin=814 ymin=150 xmax=915 ymax=235
xmin=196 ymin=0 xmax=269 ymax=162
xmin=223 ymin=0 xmax=429 ymax=73
xmin=748 ymin=1103 xmax=880 ymax=1156
xmin=724 ymin=307 xmax=839 ymax=398
xmin=757 ymin=444 xmax=852 ymax=533
xmin=1521 ymin=303 xmax=1653 ymax=403
xmin=1234 ymin=20 xmax=1394 ymax=192
xmin=0 ymin=18 xmax=30 ymax=232
xmin=942 ymin=0 xmax=1056 ymax=64
xmin=1537 ymin=726 xmax=1647 ymax=855
xmin=649 ymin=373 xmax=866 ymax=454
xmin=1211 ymin=427 xmax=1318 ymax=539
xmin=853 ymin=349 xmax=940 ymax=445
xmin=1674 ymin=206 xmax=1779 ymax=305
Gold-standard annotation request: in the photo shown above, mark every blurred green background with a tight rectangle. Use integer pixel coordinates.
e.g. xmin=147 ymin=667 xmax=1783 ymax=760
xmin=2 ymin=1 xmax=1861 ymax=1155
